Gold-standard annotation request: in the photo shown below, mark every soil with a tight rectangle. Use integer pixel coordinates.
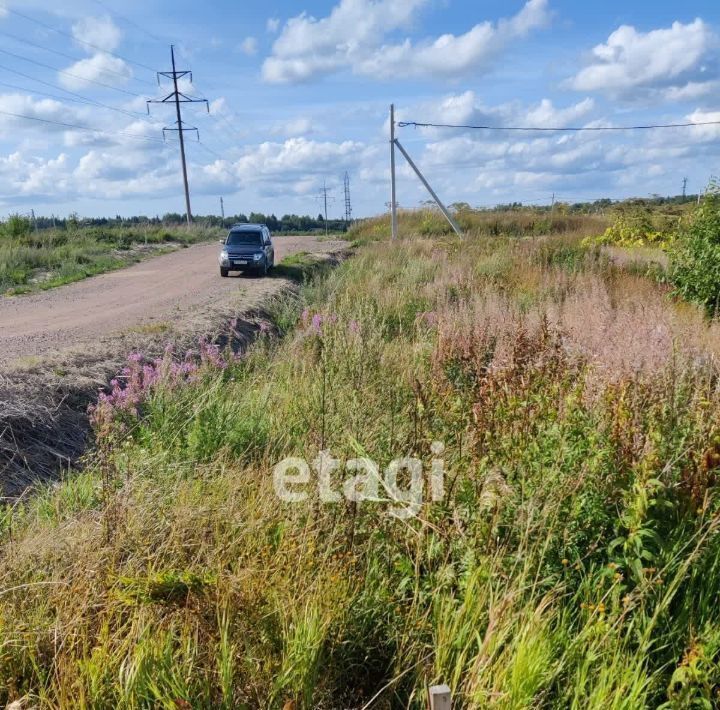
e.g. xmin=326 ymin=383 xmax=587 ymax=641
xmin=0 ymin=235 xmax=348 ymax=495
xmin=0 ymin=236 xmax=346 ymax=366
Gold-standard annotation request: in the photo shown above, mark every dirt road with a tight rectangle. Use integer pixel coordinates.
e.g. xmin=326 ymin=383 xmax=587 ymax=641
xmin=0 ymin=235 xmax=346 ymax=366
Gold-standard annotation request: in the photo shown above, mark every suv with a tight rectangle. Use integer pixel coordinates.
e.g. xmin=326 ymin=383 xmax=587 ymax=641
xmin=219 ymin=224 xmax=275 ymax=277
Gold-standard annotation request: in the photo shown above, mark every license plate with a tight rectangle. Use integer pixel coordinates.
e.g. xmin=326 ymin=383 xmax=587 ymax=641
xmin=234 ymin=260 xmax=248 ymax=265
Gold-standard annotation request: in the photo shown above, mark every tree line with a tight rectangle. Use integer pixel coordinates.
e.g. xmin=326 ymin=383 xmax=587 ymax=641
xmin=26 ymin=212 xmax=350 ymax=233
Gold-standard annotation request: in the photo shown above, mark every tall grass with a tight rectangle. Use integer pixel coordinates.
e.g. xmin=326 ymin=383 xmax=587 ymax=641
xmin=0 ymin=220 xmax=219 ymax=294
xmin=1 ymin=216 xmax=720 ymax=707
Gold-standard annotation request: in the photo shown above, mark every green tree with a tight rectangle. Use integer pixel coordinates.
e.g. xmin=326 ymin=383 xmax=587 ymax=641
xmin=670 ymin=182 xmax=720 ymax=315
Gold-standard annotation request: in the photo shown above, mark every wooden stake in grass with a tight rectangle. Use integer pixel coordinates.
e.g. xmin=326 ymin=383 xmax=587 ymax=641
xmin=428 ymin=684 xmax=452 ymax=710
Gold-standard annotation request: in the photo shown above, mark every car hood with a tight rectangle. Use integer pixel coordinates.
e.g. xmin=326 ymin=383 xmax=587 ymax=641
xmin=223 ymin=245 xmax=262 ymax=255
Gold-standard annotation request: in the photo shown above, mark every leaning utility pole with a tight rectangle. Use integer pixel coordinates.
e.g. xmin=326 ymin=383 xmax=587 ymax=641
xmin=390 ymin=104 xmax=462 ymax=238
xmin=343 ymin=172 xmax=352 ymax=223
xmin=148 ymin=46 xmax=209 ymax=226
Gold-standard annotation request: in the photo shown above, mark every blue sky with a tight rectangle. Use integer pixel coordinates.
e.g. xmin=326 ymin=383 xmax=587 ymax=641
xmin=0 ymin=0 xmax=719 ymax=218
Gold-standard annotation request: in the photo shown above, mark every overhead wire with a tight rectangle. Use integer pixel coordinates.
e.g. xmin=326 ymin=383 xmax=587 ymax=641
xmin=2 ymin=6 xmax=157 ymax=73
xmin=0 ymin=47 xmax=141 ymax=97
xmin=398 ymin=119 xmax=720 ymax=132
xmin=0 ymin=29 xmax=155 ymax=88
xmin=90 ymin=0 xmax=169 ymax=44
xmin=0 ymin=62 xmax=152 ymax=120
xmin=0 ymin=108 xmax=166 ymax=143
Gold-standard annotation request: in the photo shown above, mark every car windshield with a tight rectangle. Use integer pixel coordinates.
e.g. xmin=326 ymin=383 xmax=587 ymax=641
xmin=226 ymin=231 xmax=262 ymax=246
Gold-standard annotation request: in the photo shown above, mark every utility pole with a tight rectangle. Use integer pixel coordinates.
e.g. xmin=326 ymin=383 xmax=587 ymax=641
xmin=344 ymin=172 xmax=352 ymax=224
xmin=390 ymin=104 xmax=398 ymax=240
xmin=220 ymin=196 xmax=225 ymax=221
xmin=551 ymin=192 xmax=556 ymax=213
xmin=316 ymin=181 xmax=334 ymax=236
xmin=682 ymin=177 xmax=688 ymax=199
xmin=388 ymin=102 xmax=461 ymax=238
xmin=148 ymin=46 xmax=209 ymax=226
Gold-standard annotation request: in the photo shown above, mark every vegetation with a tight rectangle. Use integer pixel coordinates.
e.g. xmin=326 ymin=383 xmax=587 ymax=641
xmin=3 ymin=211 xmax=720 ymax=707
xmin=28 ymin=211 xmax=350 ymax=235
xmin=0 ymin=216 xmax=219 ymax=295
xmin=670 ymin=185 xmax=720 ymax=315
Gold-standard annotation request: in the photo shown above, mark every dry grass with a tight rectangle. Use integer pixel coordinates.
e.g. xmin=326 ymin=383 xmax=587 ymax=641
xmin=1 ymin=218 xmax=720 ymax=707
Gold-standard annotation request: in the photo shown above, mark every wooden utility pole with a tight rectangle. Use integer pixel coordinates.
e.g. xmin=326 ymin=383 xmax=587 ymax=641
xmin=390 ymin=104 xmax=398 ymax=240
xmin=148 ymin=46 xmax=209 ymax=226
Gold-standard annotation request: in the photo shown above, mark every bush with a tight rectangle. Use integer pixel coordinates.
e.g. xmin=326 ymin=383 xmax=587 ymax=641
xmin=670 ymin=185 xmax=720 ymax=315
xmin=2 ymin=214 xmax=32 ymax=240
xmin=593 ymin=208 xmax=675 ymax=248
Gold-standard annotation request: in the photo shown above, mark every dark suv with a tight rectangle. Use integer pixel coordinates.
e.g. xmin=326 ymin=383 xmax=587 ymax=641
xmin=219 ymin=224 xmax=275 ymax=277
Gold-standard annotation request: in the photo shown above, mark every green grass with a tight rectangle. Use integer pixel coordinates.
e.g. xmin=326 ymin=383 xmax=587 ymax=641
xmin=2 ymin=212 xmax=720 ymax=707
xmin=0 ymin=220 xmax=221 ymax=295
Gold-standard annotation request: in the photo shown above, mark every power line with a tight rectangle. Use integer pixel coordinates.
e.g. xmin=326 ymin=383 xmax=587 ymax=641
xmin=344 ymin=172 xmax=352 ymax=223
xmin=147 ymin=46 xmax=210 ymax=225
xmin=315 ymin=181 xmax=335 ymax=236
xmin=0 ymin=30 xmax=155 ymax=88
xmin=0 ymin=108 xmax=166 ymax=143
xmin=398 ymin=119 xmax=720 ymax=133
xmin=2 ymin=6 xmax=157 ymax=74
xmin=0 ymin=79 xmax=99 ymax=106
xmin=90 ymin=0 xmax=169 ymax=44
xmin=0 ymin=62 xmax=151 ymax=120
xmin=0 ymin=48 xmax=140 ymax=97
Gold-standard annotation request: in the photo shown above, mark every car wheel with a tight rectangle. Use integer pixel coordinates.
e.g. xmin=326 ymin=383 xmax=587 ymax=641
xmin=220 ymin=267 xmax=229 ymax=277
xmin=260 ymin=260 xmax=268 ymax=277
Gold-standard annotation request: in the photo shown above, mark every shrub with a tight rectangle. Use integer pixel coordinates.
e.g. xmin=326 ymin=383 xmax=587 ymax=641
xmin=592 ymin=208 xmax=675 ymax=248
xmin=670 ymin=185 xmax=720 ymax=315
xmin=2 ymin=214 xmax=32 ymax=240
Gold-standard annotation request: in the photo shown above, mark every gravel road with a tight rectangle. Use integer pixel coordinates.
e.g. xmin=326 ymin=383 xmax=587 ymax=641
xmin=0 ymin=235 xmax=346 ymax=366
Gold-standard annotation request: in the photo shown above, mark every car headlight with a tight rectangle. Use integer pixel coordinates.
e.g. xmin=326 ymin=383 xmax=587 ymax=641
xmin=220 ymin=250 xmax=229 ymax=264
xmin=253 ymin=253 xmax=263 ymax=261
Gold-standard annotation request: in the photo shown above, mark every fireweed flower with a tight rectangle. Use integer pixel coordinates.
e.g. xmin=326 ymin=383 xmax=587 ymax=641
xmin=89 ymin=343 xmax=222 ymax=428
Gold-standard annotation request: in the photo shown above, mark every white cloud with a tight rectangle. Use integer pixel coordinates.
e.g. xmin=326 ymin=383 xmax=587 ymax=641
xmin=0 ymin=93 xmax=84 ymax=130
xmin=393 ymin=91 xmax=596 ymax=137
xmin=266 ymin=17 xmax=280 ymax=33
xmin=568 ymin=19 xmax=717 ymax=100
xmin=523 ymin=97 xmax=595 ymax=127
xmin=270 ymin=117 xmax=315 ymax=137
xmin=59 ymin=53 xmax=133 ymax=90
xmin=72 ymin=16 xmax=122 ymax=52
xmin=240 ymin=37 xmax=258 ymax=56
xmin=262 ymin=0 xmax=549 ymax=83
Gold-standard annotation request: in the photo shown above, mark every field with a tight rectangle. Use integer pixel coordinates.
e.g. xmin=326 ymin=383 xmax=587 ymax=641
xmin=2 ymin=207 xmax=720 ymax=707
xmin=0 ymin=217 xmax=220 ymax=295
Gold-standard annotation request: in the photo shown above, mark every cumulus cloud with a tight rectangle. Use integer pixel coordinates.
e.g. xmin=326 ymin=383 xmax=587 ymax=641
xmin=568 ymin=19 xmax=718 ymax=100
xmin=270 ymin=117 xmax=315 ymax=137
xmin=72 ymin=15 xmax=122 ymax=51
xmin=0 ymin=93 xmax=84 ymax=131
xmin=59 ymin=15 xmax=133 ymax=89
xmin=393 ymin=91 xmax=596 ymax=138
xmin=266 ymin=17 xmax=280 ymax=33
xmin=262 ymin=0 xmax=550 ymax=83
xmin=59 ymin=53 xmax=133 ymax=90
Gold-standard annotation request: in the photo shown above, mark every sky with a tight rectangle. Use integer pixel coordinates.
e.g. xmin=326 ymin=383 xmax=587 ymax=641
xmin=0 ymin=0 xmax=719 ymax=219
